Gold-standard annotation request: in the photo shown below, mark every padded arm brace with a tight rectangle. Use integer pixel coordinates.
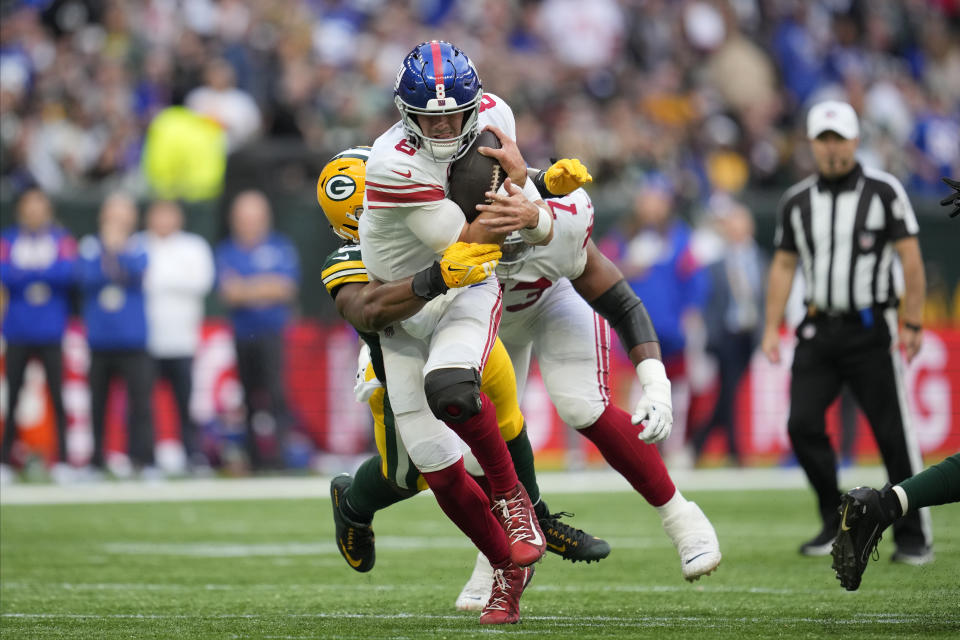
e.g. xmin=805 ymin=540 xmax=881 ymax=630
xmin=589 ymin=279 xmax=659 ymax=350
xmin=412 ymin=262 xmax=448 ymax=301
xmin=529 ymin=167 xmax=552 ymax=199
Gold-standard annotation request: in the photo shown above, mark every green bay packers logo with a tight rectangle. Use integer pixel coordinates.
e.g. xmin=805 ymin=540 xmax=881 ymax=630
xmin=324 ymin=174 xmax=357 ymax=201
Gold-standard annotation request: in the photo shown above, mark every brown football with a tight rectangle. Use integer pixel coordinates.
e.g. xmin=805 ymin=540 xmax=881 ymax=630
xmin=448 ymin=129 xmax=505 ymax=223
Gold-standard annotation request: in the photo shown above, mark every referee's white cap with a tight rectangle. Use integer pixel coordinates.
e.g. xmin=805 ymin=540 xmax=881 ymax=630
xmin=807 ymin=100 xmax=860 ymax=140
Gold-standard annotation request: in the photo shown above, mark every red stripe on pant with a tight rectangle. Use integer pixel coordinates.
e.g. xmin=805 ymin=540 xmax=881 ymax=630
xmin=593 ymin=313 xmax=611 ymax=404
xmin=480 ymin=286 xmax=503 ymax=371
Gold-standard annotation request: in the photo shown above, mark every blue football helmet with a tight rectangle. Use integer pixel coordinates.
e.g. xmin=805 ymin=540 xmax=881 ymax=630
xmin=394 ymin=40 xmax=483 ymax=163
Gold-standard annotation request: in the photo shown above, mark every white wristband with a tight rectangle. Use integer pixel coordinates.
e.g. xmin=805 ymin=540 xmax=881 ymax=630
xmin=636 ymin=358 xmax=667 ymax=387
xmin=519 ymin=205 xmax=552 ymax=244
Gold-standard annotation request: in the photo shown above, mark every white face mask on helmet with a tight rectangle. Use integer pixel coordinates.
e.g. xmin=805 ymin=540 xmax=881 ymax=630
xmin=394 ymin=94 xmax=482 ymax=162
xmin=495 ymin=231 xmax=533 ymax=277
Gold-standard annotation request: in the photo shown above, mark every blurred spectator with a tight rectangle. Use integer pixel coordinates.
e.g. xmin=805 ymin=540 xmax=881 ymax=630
xmin=216 ymin=190 xmax=299 ymax=471
xmin=690 ymin=200 xmax=765 ymax=467
xmin=143 ymin=200 xmax=215 ymax=473
xmin=599 ymin=175 xmax=709 ymax=466
xmin=0 ymin=1 xmax=954 ymax=202
xmin=0 ymin=188 xmax=76 ymax=484
xmin=77 ymin=193 xmax=155 ymax=477
xmin=141 ymin=105 xmax=227 ymax=201
xmin=184 ymin=57 xmax=261 ymax=152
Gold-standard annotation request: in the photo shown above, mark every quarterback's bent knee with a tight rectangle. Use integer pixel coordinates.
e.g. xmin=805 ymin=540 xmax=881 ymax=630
xmin=424 ymin=367 xmax=482 ymax=424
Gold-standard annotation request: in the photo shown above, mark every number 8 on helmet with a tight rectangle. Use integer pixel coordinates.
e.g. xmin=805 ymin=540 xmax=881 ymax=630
xmin=394 ymin=40 xmax=483 ymax=163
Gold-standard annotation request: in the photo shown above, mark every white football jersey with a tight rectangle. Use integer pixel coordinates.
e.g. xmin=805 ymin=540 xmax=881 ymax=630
xmin=497 ymin=188 xmax=595 ymax=314
xmin=360 ymin=93 xmax=517 ymax=282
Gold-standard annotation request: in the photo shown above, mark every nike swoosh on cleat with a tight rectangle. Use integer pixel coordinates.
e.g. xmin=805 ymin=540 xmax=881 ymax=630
xmin=546 ymin=542 xmax=566 ymax=553
xmin=528 ymin=524 xmax=543 ymax=546
xmin=684 ymin=552 xmax=710 ymax=565
xmin=840 ymin=503 xmax=852 ymax=531
xmin=339 ymin=541 xmax=363 ymax=568
xmin=391 ymin=169 xmax=412 ymax=178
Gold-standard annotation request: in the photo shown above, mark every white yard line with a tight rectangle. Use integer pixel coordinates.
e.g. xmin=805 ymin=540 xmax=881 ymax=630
xmin=0 ymin=581 xmax=871 ymax=597
xmin=0 ymin=467 xmax=891 ymax=506
xmin=0 ymin=612 xmax=951 ymax=626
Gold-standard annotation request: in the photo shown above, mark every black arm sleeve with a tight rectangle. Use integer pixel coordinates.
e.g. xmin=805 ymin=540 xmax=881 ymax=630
xmin=531 ymin=170 xmax=552 ymax=199
xmin=589 ymin=279 xmax=659 ymax=350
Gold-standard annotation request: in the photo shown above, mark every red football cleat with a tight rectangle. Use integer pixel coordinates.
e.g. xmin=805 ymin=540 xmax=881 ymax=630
xmin=479 ymin=562 xmax=534 ymax=625
xmin=490 ymin=483 xmax=546 ymax=567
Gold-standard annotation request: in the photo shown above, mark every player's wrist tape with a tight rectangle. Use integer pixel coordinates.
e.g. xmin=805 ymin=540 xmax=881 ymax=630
xmin=520 ymin=205 xmax=552 ymax=244
xmin=590 ymin=279 xmax=659 ymax=350
xmin=412 ymin=262 xmax=448 ymax=301
xmin=636 ymin=358 xmax=669 ymax=390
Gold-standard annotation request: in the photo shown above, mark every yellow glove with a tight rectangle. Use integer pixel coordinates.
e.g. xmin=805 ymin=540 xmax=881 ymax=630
xmin=439 ymin=242 xmax=502 ymax=288
xmin=544 ymin=158 xmax=593 ymax=195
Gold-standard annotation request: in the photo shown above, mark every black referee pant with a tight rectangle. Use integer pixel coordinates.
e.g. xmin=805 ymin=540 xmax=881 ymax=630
xmin=787 ymin=311 xmax=929 ymax=549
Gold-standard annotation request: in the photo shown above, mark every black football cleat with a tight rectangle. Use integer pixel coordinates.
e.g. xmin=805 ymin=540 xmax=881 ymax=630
xmin=330 ymin=473 xmax=375 ymax=573
xmin=831 ymin=486 xmax=895 ymax=591
xmin=535 ymin=501 xmax=610 ymax=564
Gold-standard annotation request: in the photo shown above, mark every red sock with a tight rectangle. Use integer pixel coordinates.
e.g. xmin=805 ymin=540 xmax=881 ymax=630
xmin=422 ymin=459 xmax=511 ymax=565
xmin=444 ymin=393 xmax=517 ymax=494
xmin=579 ymin=404 xmax=676 ymax=506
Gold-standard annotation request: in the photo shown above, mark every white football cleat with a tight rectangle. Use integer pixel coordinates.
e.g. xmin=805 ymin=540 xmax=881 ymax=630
xmin=455 ymin=552 xmax=494 ymax=611
xmin=662 ymin=501 xmax=722 ymax=581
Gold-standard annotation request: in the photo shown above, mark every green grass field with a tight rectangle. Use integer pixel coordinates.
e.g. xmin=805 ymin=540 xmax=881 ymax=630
xmin=1 ymin=485 xmax=958 ymax=639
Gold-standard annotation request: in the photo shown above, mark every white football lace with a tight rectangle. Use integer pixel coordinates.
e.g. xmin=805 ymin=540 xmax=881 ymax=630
xmin=484 ymin=569 xmax=510 ymax=612
xmin=495 ymin=492 xmax=535 ymax=541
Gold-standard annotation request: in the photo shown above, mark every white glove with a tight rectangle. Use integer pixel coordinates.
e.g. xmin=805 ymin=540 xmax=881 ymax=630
xmin=353 ymin=343 xmax=383 ymax=403
xmin=631 ymin=359 xmax=673 ymax=444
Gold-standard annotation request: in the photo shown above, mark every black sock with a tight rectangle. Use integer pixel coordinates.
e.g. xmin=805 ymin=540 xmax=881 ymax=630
xmin=341 ymin=455 xmax=416 ymax=524
xmin=505 ymin=425 xmax=541 ymax=504
xmin=878 ymin=483 xmax=904 ymax=524
xmin=534 ymin=499 xmax=550 ymax=520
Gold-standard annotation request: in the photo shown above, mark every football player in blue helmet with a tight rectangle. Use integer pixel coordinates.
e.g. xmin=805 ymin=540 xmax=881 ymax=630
xmin=394 ymin=40 xmax=483 ymax=163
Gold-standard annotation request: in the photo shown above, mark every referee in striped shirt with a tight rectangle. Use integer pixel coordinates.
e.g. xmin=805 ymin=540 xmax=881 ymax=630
xmin=762 ymin=101 xmax=932 ymax=564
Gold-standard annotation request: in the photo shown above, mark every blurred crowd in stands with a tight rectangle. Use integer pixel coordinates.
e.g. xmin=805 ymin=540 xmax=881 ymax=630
xmin=1 ymin=0 xmax=958 ymax=208
xmin=1 ymin=0 xmax=959 ymax=480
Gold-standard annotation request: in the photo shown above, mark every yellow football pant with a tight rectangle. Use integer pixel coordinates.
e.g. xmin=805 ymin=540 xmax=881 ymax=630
xmin=368 ymin=337 xmax=524 ymax=491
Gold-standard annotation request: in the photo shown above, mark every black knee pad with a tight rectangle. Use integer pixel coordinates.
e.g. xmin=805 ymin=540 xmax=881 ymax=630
xmin=423 ymin=367 xmax=482 ymax=424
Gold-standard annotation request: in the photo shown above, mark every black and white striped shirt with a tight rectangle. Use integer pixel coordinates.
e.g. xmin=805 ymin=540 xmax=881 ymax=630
xmin=774 ymin=164 xmax=919 ymax=313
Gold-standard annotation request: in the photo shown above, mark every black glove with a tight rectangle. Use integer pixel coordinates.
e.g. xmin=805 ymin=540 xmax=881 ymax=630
xmin=941 ymin=177 xmax=960 ymax=219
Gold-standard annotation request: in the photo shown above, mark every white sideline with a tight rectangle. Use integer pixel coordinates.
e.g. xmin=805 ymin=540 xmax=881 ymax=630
xmin=0 ymin=466 xmax=891 ymax=506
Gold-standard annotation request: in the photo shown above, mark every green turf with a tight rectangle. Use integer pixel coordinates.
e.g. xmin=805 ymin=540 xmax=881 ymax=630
xmin=1 ymin=488 xmax=958 ymax=639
